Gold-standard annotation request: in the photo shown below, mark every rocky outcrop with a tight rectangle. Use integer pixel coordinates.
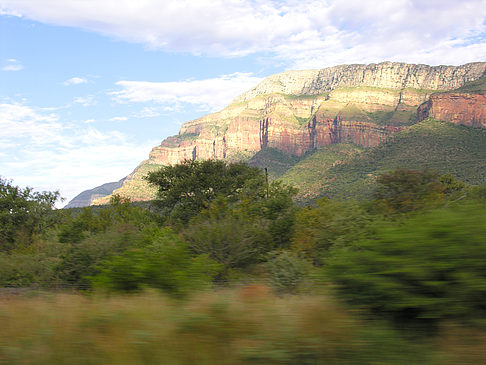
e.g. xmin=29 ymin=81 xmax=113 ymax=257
xmin=89 ymin=61 xmax=486 ymax=205
xmin=417 ymin=93 xmax=486 ymax=128
xmin=235 ymin=62 xmax=486 ymax=102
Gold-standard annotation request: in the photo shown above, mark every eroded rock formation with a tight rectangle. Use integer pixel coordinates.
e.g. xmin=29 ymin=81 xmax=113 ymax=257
xmin=418 ymin=93 xmax=486 ymax=128
xmin=89 ymin=61 xmax=486 ymax=205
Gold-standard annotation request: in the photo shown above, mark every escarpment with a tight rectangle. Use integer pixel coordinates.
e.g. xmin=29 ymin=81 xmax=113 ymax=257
xmin=87 ymin=61 xmax=486 ymax=206
xmin=418 ymin=93 xmax=486 ymax=128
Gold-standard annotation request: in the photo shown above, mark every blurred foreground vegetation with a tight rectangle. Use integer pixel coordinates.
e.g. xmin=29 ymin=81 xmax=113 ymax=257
xmin=2 ymin=163 xmax=486 ymax=363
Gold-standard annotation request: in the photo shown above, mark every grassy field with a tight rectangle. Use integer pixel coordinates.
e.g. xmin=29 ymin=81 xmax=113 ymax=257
xmin=1 ymin=288 xmax=486 ymax=364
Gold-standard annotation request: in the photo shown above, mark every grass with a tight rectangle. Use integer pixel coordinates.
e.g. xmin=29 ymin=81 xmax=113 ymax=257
xmin=278 ymin=144 xmax=364 ymax=203
xmin=2 ymin=288 xmax=486 ymax=364
xmin=0 ymin=288 xmax=453 ymax=365
xmin=248 ymin=147 xmax=304 ymax=179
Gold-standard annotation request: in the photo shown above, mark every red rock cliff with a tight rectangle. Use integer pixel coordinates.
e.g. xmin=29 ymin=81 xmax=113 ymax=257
xmin=418 ymin=93 xmax=486 ymax=128
xmin=92 ymin=62 xmax=486 ymax=205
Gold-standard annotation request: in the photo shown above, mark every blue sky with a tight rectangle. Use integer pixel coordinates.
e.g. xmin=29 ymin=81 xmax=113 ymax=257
xmin=1 ymin=0 xmax=485 ymax=206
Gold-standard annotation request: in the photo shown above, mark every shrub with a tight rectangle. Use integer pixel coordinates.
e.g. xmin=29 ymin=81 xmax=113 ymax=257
xmin=327 ymin=203 xmax=486 ymax=328
xmin=265 ymin=251 xmax=312 ymax=294
xmin=92 ymin=227 xmax=221 ymax=296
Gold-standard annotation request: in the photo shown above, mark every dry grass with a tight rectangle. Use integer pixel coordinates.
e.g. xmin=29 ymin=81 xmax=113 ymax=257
xmin=0 ymin=287 xmax=480 ymax=364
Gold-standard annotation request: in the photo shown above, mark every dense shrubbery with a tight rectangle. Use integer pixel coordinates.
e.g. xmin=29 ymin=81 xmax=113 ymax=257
xmin=92 ymin=227 xmax=221 ymax=296
xmin=327 ymin=203 xmax=486 ymax=327
xmin=2 ymin=165 xmax=486 ymax=362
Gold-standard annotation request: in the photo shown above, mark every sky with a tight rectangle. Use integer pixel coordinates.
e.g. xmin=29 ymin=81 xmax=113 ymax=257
xmin=1 ymin=0 xmax=485 ymax=207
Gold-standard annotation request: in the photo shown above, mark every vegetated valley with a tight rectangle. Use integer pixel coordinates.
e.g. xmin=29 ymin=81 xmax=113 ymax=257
xmin=2 ymin=61 xmax=486 ymax=364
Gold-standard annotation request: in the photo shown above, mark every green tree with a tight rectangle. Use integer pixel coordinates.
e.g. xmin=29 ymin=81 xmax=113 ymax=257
xmin=146 ymin=159 xmax=265 ymax=223
xmin=0 ymin=177 xmax=60 ymax=251
xmin=183 ymin=197 xmax=272 ymax=276
xmin=291 ymin=198 xmax=379 ymax=265
xmin=372 ymin=169 xmax=465 ymax=215
xmin=182 ymin=182 xmax=297 ymax=278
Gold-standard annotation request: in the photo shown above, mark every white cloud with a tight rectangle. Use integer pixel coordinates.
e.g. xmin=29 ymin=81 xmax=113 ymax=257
xmin=1 ymin=0 xmax=485 ymax=67
xmin=73 ymin=95 xmax=95 ymax=107
xmin=135 ymin=107 xmax=162 ymax=118
xmin=2 ymin=58 xmax=23 ymax=71
xmin=64 ymin=76 xmax=88 ymax=85
xmin=112 ymin=72 xmax=263 ymax=112
xmin=0 ymin=101 xmax=155 ymax=207
xmin=108 ymin=116 xmax=128 ymax=122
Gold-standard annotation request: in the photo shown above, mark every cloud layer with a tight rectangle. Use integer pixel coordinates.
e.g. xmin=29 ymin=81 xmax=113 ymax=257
xmin=2 ymin=0 xmax=485 ymax=68
xmin=0 ymin=101 xmax=155 ymax=206
xmin=112 ymin=73 xmax=263 ymax=112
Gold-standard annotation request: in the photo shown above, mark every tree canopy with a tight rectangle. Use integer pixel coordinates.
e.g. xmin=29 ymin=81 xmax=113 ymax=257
xmin=145 ymin=159 xmax=265 ymax=223
xmin=0 ymin=177 xmax=59 ymax=251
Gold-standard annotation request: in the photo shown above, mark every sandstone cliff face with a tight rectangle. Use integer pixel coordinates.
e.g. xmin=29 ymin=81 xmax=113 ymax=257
xmin=235 ymin=62 xmax=486 ymax=102
xmin=418 ymin=93 xmax=486 ymax=128
xmin=92 ymin=62 xmax=486 ymax=205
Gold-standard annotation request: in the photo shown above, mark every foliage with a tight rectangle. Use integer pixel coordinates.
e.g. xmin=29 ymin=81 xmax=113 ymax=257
xmin=0 ymin=178 xmax=60 ymax=251
xmin=327 ymin=202 xmax=486 ymax=328
xmin=279 ymin=144 xmax=364 ymax=203
xmin=0 ymin=249 xmax=61 ymax=287
xmin=146 ymin=159 xmax=265 ymax=223
xmin=183 ymin=182 xmax=297 ymax=277
xmin=57 ymin=223 xmax=146 ymax=289
xmin=92 ymin=227 xmax=221 ymax=296
xmin=291 ymin=198 xmax=379 ymax=265
xmin=58 ymin=195 xmax=154 ymax=244
xmin=183 ymin=198 xmax=272 ymax=275
xmin=372 ymin=169 xmax=464 ymax=214
xmin=57 ymin=196 xmax=157 ymax=288
xmin=265 ymin=251 xmax=312 ymax=294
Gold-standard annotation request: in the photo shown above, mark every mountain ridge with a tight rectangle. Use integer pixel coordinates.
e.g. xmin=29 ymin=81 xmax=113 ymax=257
xmin=64 ymin=61 xmax=486 ymax=207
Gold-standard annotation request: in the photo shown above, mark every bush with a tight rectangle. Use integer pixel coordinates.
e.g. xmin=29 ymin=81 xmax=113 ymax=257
xmin=265 ymin=251 xmax=312 ymax=294
xmin=92 ymin=227 xmax=221 ymax=296
xmin=327 ymin=203 xmax=486 ymax=328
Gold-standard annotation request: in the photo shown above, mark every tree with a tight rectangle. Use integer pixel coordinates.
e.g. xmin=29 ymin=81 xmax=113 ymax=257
xmin=182 ymin=182 xmax=297 ymax=278
xmin=0 ymin=177 xmax=60 ymax=251
xmin=372 ymin=169 xmax=465 ymax=215
xmin=146 ymin=159 xmax=265 ymax=223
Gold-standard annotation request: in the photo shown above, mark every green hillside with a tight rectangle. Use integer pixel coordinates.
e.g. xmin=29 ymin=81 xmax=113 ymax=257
xmin=248 ymin=147 xmax=304 ymax=179
xmin=280 ymin=119 xmax=486 ymax=201
xmin=278 ymin=144 xmax=364 ymax=202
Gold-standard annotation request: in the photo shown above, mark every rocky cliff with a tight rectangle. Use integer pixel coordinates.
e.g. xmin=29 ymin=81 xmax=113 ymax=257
xmin=418 ymin=93 xmax=486 ymax=128
xmin=89 ymin=61 xmax=486 ymax=205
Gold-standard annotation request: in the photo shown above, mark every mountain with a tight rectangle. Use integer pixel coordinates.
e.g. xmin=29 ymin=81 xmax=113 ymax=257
xmin=279 ymin=118 xmax=486 ymax=202
xmin=64 ymin=61 xmax=486 ymax=207
xmin=64 ymin=178 xmax=126 ymax=208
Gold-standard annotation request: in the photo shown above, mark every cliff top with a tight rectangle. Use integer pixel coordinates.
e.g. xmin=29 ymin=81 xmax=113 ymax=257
xmin=234 ymin=61 xmax=486 ymax=102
